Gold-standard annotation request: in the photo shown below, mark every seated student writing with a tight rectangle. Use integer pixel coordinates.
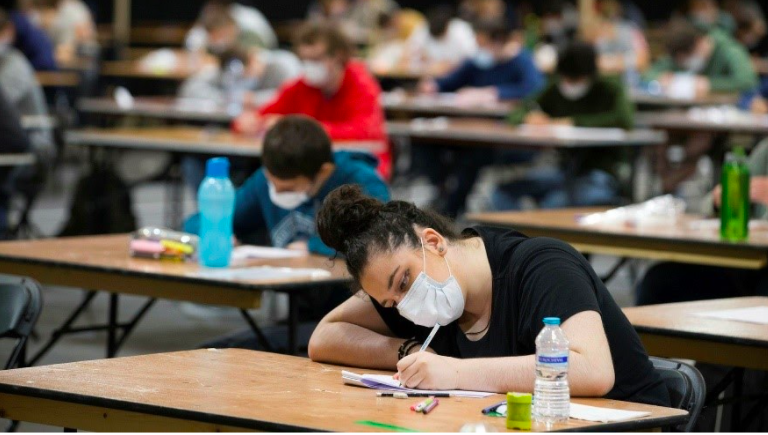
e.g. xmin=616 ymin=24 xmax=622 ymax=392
xmin=493 ymin=42 xmax=632 ymax=210
xmin=233 ymin=22 xmax=391 ymax=179
xmin=418 ymin=19 xmax=544 ymax=103
xmin=645 ymin=20 xmax=757 ymax=97
xmin=184 ymin=116 xmax=389 ymax=256
xmin=308 ymin=185 xmax=670 ymax=406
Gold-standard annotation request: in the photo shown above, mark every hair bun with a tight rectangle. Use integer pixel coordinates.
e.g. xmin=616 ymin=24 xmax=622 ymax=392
xmin=317 ymin=185 xmax=384 ymax=253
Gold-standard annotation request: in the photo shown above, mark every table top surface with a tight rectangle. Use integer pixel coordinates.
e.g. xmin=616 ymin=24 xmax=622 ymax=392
xmin=100 ymin=58 xmax=197 ymax=81
xmin=382 ymin=92 xmax=514 ymax=118
xmin=78 ymin=96 xmax=234 ymax=123
xmin=65 ymin=126 xmax=385 ymax=157
xmin=624 ymin=297 xmax=768 ymax=348
xmin=0 ymin=234 xmax=350 ymax=292
xmin=34 ymin=71 xmax=81 ymax=87
xmin=387 ymin=118 xmax=666 ymax=148
xmin=629 ymin=91 xmax=739 ymax=108
xmin=469 ymin=208 xmax=768 ymax=251
xmin=637 ymin=110 xmax=768 ymax=134
xmin=0 ymin=349 xmax=688 ymax=432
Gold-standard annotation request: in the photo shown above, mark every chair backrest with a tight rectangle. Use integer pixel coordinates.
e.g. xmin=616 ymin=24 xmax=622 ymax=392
xmin=0 ymin=276 xmax=43 ymax=369
xmin=650 ymin=356 xmax=706 ymax=432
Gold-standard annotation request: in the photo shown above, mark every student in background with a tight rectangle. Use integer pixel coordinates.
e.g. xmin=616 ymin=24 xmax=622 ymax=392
xmin=586 ymin=0 xmax=650 ymax=74
xmin=367 ymin=8 xmax=425 ymax=74
xmin=645 ymin=21 xmax=757 ymax=97
xmin=494 ymin=42 xmax=633 ymax=210
xmin=233 ymin=23 xmax=391 ymax=179
xmin=25 ymin=0 xmax=97 ymax=64
xmin=411 ymin=19 xmax=544 ymax=218
xmin=458 ymin=0 xmax=513 ymax=27
xmin=405 ymin=5 xmax=477 ymax=76
xmin=308 ymin=0 xmax=400 ymax=45
xmin=307 ymin=185 xmax=669 ymax=408
xmin=185 ymin=116 xmax=389 ymax=257
xmin=0 ymin=4 xmax=56 ymax=70
xmin=0 ymin=8 xmax=54 ymax=165
xmin=728 ymin=0 xmax=768 ymax=57
xmin=418 ymin=19 xmax=544 ymax=103
xmin=0 ymin=90 xmax=31 ymax=235
xmin=186 ymin=0 xmax=277 ymax=52
xmin=681 ymin=0 xmax=736 ymax=34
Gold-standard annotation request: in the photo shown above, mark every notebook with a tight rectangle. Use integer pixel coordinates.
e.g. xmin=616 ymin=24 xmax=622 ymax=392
xmin=341 ymin=371 xmax=495 ymax=398
xmin=694 ymin=306 xmax=768 ymax=325
xmin=491 ymin=402 xmax=650 ymax=423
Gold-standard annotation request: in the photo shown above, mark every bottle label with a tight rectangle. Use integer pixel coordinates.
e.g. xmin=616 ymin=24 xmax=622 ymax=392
xmin=538 ymin=355 xmax=568 ymax=364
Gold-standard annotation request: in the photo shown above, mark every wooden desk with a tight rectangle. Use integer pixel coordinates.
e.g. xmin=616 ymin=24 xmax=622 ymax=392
xmin=630 ymin=91 xmax=739 ymax=109
xmin=387 ymin=118 xmax=666 ymax=149
xmin=623 ymin=297 xmax=768 ymax=371
xmin=78 ymin=96 xmax=234 ymax=123
xmin=0 ymin=349 xmax=688 ymax=432
xmin=383 ymin=92 xmax=513 ymax=119
xmin=100 ymin=52 xmax=203 ymax=81
xmin=66 ymin=127 xmax=385 ymax=157
xmin=0 ymin=234 xmax=350 ymax=359
xmin=35 ymin=71 xmax=80 ymax=88
xmin=468 ymin=208 xmax=768 ymax=269
xmin=637 ymin=110 xmax=768 ymax=135
xmin=0 ymin=153 xmax=36 ymax=167
xmin=21 ymin=115 xmax=58 ymax=130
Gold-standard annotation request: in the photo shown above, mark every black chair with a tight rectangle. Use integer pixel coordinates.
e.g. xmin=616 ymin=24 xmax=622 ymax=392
xmin=0 ymin=276 xmax=43 ymax=370
xmin=651 ymin=356 xmax=707 ymax=432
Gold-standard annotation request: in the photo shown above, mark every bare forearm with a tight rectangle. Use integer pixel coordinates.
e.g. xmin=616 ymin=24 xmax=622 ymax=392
xmin=308 ymin=322 xmax=403 ymax=370
xmin=455 ymin=353 xmax=612 ymax=396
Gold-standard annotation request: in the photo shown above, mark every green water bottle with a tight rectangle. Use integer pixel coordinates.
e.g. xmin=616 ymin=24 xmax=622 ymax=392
xmin=720 ymin=148 xmax=750 ymax=242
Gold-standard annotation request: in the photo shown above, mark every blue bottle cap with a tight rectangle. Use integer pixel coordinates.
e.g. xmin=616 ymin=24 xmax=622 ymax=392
xmin=206 ymin=157 xmax=230 ymax=178
xmin=543 ymin=317 xmax=561 ymax=325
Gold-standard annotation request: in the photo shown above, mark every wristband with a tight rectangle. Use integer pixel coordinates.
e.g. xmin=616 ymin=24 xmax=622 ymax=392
xmin=398 ymin=338 xmax=419 ymax=360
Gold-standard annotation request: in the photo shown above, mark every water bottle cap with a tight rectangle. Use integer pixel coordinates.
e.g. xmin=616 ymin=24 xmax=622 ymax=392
xmin=206 ymin=157 xmax=230 ymax=178
xmin=543 ymin=317 xmax=560 ymax=325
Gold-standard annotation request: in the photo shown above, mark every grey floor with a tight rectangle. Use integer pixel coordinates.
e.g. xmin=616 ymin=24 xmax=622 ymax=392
xmin=1 ymin=156 xmax=644 ymax=432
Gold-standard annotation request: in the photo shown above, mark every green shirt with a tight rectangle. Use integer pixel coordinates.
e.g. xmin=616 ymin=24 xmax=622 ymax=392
xmin=508 ymin=76 xmax=635 ymax=177
xmin=645 ymin=30 xmax=757 ymax=93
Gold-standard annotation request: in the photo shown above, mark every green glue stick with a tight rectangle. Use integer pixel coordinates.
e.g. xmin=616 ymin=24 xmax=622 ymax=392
xmin=506 ymin=392 xmax=532 ymax=431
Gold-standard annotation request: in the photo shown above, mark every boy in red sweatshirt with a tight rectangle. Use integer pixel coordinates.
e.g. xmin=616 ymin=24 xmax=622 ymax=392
xmin=233 ymin=23 xmax=391 ymax=179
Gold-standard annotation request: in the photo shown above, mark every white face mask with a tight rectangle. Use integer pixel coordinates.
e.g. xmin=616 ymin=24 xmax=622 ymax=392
xmin=268 ymin=181 xmax=310 ymax=210
xmin=302 ymin=60 xmax=329 ymax=87
xmin=473 ymin=49 xmax=495 ymax=69
xmin=683 ymin=55 xmax=707 ymax=74
xmin=396 ymin=238 xmax=465 ymax=327
xmin=558 ymin=80 xmax=591 ymax=100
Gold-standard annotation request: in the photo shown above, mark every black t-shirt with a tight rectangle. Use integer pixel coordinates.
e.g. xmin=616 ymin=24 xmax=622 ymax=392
xmin=372 ymin=226 xmax=670 ymax=407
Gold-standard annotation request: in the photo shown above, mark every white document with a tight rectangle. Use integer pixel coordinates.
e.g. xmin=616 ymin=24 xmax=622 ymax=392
xmin=694 ymin=306 xmax=768 ymax=325
xmin=341 ymin=371 xmax=494 ymax=398
xmin=191 ymin=266 xmax=331 ymax=281
xmin=518 ymin=125 xmax=626 ymax=141
xmin=668 ymin=74 xmax=696 ymax=100
xmin=569 ymin=403 xmax=650 ymax=423
xmin=231 ymin=245 xmax=307 ymax=261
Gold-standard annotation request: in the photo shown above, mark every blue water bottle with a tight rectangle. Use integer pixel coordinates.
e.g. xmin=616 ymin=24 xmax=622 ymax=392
xmin=198 ymin=157 xmax=235 ymax=267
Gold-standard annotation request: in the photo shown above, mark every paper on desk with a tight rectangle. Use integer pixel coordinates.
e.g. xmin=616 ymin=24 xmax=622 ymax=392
xmin=231 ymin=245 xmax=307 ymax=260
xmin=341 ymin=371 xmax=494 ymax=398
xmin=518 ymin=125 xmax=626 ymax=141
xmin=569 ymin=403 xmax=650 ymax=422
xmin=191 ymin=266 xmax=331 ymax=281
xmin=694 ymin=306 xmax=768 ymax=325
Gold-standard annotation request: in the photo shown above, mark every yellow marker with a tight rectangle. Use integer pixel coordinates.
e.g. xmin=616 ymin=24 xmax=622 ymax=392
xmin=160 ymin=240 xmax=194 ymax=255
xmin=506 ymin=392 xmax=532 ymax=431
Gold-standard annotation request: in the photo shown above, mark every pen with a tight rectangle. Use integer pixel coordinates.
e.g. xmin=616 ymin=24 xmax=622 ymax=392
xmin=481 ymin=400 xmax=506 ymax=415
xmin=422 ymin=398 xmax=440 ymax=414
xmin=420 ymin=324 xmax=440 ymax=352
xmin=377 ymin=392 xmax=450 ymax=398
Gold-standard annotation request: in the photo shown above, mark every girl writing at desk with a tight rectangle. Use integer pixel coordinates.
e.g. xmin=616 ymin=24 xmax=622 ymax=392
xmin=308 ymin=185 xmax=670 ymax=407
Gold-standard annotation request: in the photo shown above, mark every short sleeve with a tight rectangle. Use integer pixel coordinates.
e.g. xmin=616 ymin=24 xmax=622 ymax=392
xmin=514 ymin=239 xmax=602 ymax=345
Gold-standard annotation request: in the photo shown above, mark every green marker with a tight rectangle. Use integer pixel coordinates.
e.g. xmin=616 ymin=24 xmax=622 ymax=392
xmin=355 ymin=420 xmax=420 ymax=432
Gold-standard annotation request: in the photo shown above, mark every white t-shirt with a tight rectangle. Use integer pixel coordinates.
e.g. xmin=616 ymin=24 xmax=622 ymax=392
xmin=407 ymin=19 xmax=477 ymax=65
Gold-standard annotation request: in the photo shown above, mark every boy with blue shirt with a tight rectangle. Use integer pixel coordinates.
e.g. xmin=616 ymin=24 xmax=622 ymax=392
xmin=184 ymin=115 xmax=389 ymax=257
xmin=418 ymin=19 xmax=544 ymax=102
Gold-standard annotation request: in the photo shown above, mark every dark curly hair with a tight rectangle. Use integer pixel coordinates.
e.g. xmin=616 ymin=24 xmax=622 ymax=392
xmin=317 ymin=185 xmax=466 ymax=287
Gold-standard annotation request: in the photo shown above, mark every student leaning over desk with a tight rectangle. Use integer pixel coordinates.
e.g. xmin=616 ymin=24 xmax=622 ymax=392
xmin=308 ymin=185 xmax=670 ymax=407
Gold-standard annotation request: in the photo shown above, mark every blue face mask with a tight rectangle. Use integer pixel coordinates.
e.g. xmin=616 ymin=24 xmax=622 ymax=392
xmin=473 ymin=49 xmax=496 ymax=69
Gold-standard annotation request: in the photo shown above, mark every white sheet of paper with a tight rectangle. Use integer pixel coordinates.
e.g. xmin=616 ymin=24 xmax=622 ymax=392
xmin=231 ymin=245 xmax=307 ymax=261
xmin=668 ymin=74 xmax=696 ymax=100
xmin=518 ymin=125 xmax=626 ymax=141
xmin=341 ymin=371 xmax=495 ymax=398
xmin=569 ymin=403 xmax=650 ymax=423
xmin=694 ymin=306 xmax=768 ymax=325
xmin=191 ymin=266 xmax=331 ymax=281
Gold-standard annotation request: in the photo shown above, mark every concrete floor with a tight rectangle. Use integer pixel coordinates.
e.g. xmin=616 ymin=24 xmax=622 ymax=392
xmin=1 ymin=158 xmax=644 ymax=432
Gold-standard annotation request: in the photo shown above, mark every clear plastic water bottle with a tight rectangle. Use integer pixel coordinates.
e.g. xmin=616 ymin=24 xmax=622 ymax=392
xmin=198 ymin=157 xmax=235 ymax=268
xmin=533 ymin=317 xmax=570 ymax=424
xmin=222 ymin=58 xmax=246 ymax=116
